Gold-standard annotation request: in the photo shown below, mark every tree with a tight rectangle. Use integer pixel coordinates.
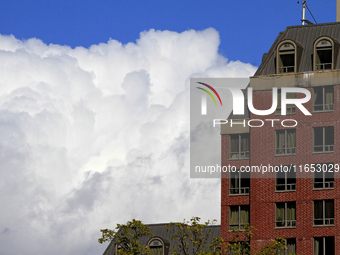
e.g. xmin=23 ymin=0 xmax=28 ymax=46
xmin=224 ymin=224 xmax=287 ymax=255
xmin=165 ymin=217 xmax=218 ymax=255
xmin=99 ymin=219 xmax=153 ymax=255
xmin=99 ymin=218 xmax=289 ymax=255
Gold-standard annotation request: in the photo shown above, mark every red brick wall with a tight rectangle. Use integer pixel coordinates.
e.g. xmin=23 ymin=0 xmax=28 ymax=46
xmin=221 ymin=85 xmax=340 ymax=254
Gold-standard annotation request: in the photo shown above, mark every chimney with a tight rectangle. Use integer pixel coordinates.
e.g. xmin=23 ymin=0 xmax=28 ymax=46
xmin=338 ymin=0 xmax=340 ymax=22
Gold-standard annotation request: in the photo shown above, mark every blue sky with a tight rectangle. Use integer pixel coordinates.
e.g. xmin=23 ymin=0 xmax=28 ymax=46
xmin=0 ymin=1 xmax=336 ymax=66
xmin=0 ymin=1 xmax=337 ymax=254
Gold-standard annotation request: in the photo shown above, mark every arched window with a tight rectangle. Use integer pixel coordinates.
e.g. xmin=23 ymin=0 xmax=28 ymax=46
xmin=148 ymin=238 xmax=164 ymax=255
xmin=277 ymin=41 xmax=296 ymax=73
xmin=314 ymin=37 xmax=334 ymax=70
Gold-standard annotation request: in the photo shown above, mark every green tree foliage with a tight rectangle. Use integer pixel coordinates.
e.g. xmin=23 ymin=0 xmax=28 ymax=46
xmin=99 ymin=219 xmax=153 ymax=255
xmin=165 ymin=217 xmax=218 ymax=255
xmin=99 ymin=218 xmax=289 ymax=255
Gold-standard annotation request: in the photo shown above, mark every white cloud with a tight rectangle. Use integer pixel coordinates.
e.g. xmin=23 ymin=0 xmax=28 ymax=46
xmin=0 ymin=28 xmax=256 ymax=254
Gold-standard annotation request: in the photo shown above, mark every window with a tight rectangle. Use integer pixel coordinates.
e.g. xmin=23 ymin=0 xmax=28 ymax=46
xmin=276 ymin=90 xmax=296 ymax=115
xmin=229 ymin=205 xmax=250 ymax=230
xmin=275 ymin=129 xmax=296 ymax=155
xmin=276 ymin=238 xmax=296 ymax=255
xmin=315 ymin=39 xmax=333 ymax=70
xmin=313 ymin=86 xmax=334 ymax=112
xmin=314 ymin=236 xmax=334 ymax=255
xmin=313 ymin=163 xmax=334 ymax=189
xmin=313 ymin=200 xmax=334 ymax=226
xmin=276 ymin=169 xmax=296 ymax=191
xmin=149 ymin=239 xmax=163 ymax=255
xmin=278 ymin=42 xmax=295 ymax=73
xmin=313 ymin=127 xmax=334 ymax=152
xmin=275 ymin=202 xmax=296 ymax=228
xmin=230 ymin=134 xmax=249 ymax=159
xmin=230 ymin=171 xmax=250 ymax=195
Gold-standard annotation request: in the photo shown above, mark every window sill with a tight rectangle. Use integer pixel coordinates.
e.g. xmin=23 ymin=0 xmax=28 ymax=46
xmin=313 ymin=224 xmax=335 ymax=228
xmin=313 ymin=188 xmax=334 ymax=191
xmin=228 ymin=228 xmax=248 ymax=232
xmin=274 ymin=153 xmax=296 ymax=157
xmin=312 ymin=151 xmax=334 ymax=154
xmin=312 ymin=110 xmax=334 ymax=113
xmin=275 ymin=226 xmax=296 ymax=229
xmin=228 ymin=158 xmax=250 ymax=161
xmin=229 ymin=193 xmax=249 ymax=196
xmin=275 ymin=190 xmax=296 ymax=193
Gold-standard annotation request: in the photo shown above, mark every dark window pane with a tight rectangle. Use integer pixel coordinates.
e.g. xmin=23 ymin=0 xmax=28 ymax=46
xmin=314 ymin=87 xmax=323 ymax=106
xmin=325 ymin=237 xmax=335 ymax=254
xmin=287 ymin=171 xmax=296 ymax=185
xmin=314 ymin=201 xmax=323 ymax=221
xmin=240 ymin=172 xmax=250 ymax=189
xmin=314 ymin=237 xmax=324 ymax=255
xmin=314 ymin=171 xmax=323 ymax=188
xmin=230 ymin=172 xmax=239 ymax=194
xmin=325 ymin=200 xmax=334 ymax=219
xmin=230 ymin=135 xmax=239 ymax=153
xmin=325 ymin=126 xmax=334 ymax=146
xmin=314 ymin=127 xmax=323 ymax=146
xmin=240 ymin=134 xmax=249 ymax=152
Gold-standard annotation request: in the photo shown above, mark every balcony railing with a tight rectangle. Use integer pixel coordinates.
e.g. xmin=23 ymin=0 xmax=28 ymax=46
xmin=279 ymin=66 xmax=294 ymax=73
xmin=313 ymin=145 xmax=334 ymax=153
xmin=316 ymin=63 xmax=332 ymax=70
xmin=275 ymin=183 xmax=296 ymax=191
xmin=230 ymin=151 xmax=249 ymax=159
xmin=275 ymin=147 xmax=296 ymax=155
xmin=276 ymin=220 xmax=296 ymax=228
xmin=229 ymin=187 xmax=250 ymax=195
xmin=313 ymin=103 xmax=334 ymax=112
xmin=314 ymin=218 xmax=334 ymax=226
xmin=313 ymin=181 xmax=334 ymax=189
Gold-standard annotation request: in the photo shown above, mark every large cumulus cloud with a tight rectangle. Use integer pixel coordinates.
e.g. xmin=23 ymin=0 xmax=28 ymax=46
xmin=0 ymin=28 xmax=256 ymax=255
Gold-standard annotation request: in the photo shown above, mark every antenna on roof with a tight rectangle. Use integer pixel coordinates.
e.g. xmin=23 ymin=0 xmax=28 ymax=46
xmin=297 ymin=1 xmax=317 ymax=25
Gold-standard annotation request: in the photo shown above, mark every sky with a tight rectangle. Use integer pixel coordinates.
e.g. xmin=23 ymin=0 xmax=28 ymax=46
xmin=0 ymin=1 xmax=337 ymax=255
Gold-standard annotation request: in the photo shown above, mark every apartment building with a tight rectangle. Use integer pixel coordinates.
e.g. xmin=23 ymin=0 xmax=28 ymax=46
xmin=221 ymin=22 xmax=340 ymax=255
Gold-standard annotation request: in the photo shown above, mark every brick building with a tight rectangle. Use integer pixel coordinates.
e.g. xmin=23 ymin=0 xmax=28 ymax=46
xmin=221 ymin=22 xmax=340 ymax=254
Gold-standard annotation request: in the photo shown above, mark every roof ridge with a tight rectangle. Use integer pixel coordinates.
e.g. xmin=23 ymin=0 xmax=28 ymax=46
xmin=285 ymin=21 xmax=340 ymax=30
xmin=144 ymin=223 xmax=221 ymax=227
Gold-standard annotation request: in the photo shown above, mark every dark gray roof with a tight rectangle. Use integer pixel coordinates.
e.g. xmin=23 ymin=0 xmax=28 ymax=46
xmin=255 ymin=22 xmax=340 ymax=76
xmin=102 ymin=223 xmax=221 ymax=255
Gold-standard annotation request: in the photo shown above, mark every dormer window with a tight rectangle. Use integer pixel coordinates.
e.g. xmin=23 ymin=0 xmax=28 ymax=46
xmin=149 ymin=239 xmax=163 ymax=255
xmin=277 ymin=42 xmax=296 ymax=73
xmin=314 ymin=38 xmax=333 ymax=70
xmin=147 ymin=237 xmax=169 ymax=255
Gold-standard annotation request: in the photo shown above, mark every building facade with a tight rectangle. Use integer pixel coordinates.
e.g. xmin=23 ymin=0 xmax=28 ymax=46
xmin=221 ymin=22 xmax=340 ymax=255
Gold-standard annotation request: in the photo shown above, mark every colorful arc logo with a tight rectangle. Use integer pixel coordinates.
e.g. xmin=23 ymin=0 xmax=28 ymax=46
xmin=196 ymin=82 xmax=222 ymax=115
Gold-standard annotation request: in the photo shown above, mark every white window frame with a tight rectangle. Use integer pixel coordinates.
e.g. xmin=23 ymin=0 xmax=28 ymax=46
xmin=229 ymin=205 xmax=250 ymax=230
xmin=229 ymin=171 xmax=250 ymax=195
xmin=313 ymin=86 xmax=334 ymax=112
xmin=229 ymin=134 xmax=250 ymax=159
xmin=313 ymin=126 xmax=334 ymax=153
xmin=313 ymin=200 xmax=334 ymax=226
xmin=275 ymin=202 xmax=296 ymax=228
xmin=275 ymin=169 xmax=296 ymax=191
